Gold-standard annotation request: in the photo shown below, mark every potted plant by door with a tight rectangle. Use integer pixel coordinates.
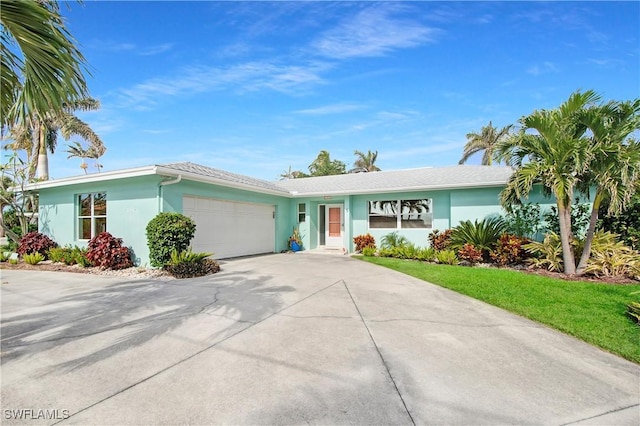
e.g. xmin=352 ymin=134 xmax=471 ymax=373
xmin=288 ymin=227 xmax=303 ymax=252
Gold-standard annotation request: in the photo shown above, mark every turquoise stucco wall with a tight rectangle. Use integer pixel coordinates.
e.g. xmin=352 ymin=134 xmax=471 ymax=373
xmin=37 ymin=174 xmax=564 ymax=263
xmin=161 ymin=180 xmax=294 ymax=254
xmin=39 ymin=175 xmax=162 ymax=265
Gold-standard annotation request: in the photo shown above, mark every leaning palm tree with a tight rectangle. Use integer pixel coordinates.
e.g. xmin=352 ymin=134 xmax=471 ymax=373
xmin=495 ymin=90 xmax=601 ymax=275
xmin=8 ymin=98 xmax=105 ymax=180
xmin=459 ymin=122 xmax=512 ymax=165
xmin=1 ymin=0 xmax=90 ymax=127
xmin=352 ymin=149 xmax=381 ymax=173
xmin=66 ymin=141 xmax=104 ymax=174
xmin=575 ymin=99 xmax=640 ymax=275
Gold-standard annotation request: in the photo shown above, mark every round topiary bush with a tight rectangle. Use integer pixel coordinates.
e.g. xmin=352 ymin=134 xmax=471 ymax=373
xmin=146 ymin=212 xmax=196 ymax=267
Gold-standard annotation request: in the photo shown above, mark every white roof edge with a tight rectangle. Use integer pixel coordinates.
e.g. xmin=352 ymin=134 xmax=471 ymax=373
xmin=20 ymin=165 xmax=290 ymax=197
xmin=22 ymin=166 xmax=158 ymax=190
xmin=290 ymin=181 xmax=508 ymax=197
xmin=153 ymin=166 xmax=291 ymax=197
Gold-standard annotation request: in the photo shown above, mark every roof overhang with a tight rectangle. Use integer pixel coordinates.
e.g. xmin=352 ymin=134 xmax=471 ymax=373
xmin=22 ymin=165 xmax=292 ymax=197
xmin=285 ymin=181 xmax=509 ymax=198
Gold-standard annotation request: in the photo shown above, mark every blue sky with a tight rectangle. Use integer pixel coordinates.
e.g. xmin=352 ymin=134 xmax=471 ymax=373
xmin=42 ymin=1 xmax=640 ymax=180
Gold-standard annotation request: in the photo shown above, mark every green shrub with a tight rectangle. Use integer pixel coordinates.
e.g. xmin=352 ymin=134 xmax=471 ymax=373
xmin=490 ymin=234 xmax=528 ymax=266
xmin=380 ymin=232 xmax=409 ymax=249
xmin=146 ymin=213 xmax=196 ymax=267
xmin=362 ymin=246 xmax=377 ymax=257
xmin=457 ymin=243 xmax=483 ymax=265
xmin=416 ymin=247 xmax=436 ymax=262
xmin=377 ymin=248 xmax=392 ymax=257
xmin=598 ymin=193 xmax=640 ymax=251
xmin=0 ymin=251 xmax=7 ymax=262
xmin=503 ymin=203 xmax=543 ymax=239
xmin=450 ymin=217 xmax=506 ymax=253
xmin=164 ymin=249 xmax=219 ymax=278
xmin=397 ymin=243 xmax=423 ymax=260
xmin=353 ymin=233 xmax=376 ymax=251
xmin=48 ymin=245 xmax=89 ymax=266
xmin=23 ymin=252 xmax=44 ymax=265
xmin=436 ymin=249 xmax=459 ymax=265
xmin=544 ymin=201 xmax=591 ymax=239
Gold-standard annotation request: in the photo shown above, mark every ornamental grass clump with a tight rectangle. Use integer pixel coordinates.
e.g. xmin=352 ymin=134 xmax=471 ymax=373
xmin=23 ymin=252 xmax=45 ymax=265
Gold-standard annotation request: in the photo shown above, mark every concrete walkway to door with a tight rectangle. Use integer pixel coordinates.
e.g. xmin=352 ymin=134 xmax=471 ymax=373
xmin=1 ymin=254 xmax=638 ymax=425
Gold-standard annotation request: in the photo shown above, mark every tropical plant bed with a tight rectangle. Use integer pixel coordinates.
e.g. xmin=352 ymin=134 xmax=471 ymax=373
xmin=357 ymin=256 xmax=640 ymax=364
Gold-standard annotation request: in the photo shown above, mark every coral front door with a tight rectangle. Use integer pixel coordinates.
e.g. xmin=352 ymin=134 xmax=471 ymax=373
xmin=325 ymin=205 xmax=343 ymax=248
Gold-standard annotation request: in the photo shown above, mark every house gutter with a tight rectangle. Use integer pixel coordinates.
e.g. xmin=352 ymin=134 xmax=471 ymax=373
xmin=158 ymin=174 xmax=183 ymax=213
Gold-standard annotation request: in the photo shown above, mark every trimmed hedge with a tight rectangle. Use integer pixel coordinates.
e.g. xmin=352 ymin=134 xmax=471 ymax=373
xmin=146 ymin=213 xmax=196 ymax=267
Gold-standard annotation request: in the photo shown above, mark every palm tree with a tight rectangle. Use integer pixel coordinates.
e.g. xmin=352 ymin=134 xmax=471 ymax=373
xmin=279 ymin=165 xmax=306 ymax=179
xmin=1 ymin=0 xmax=90 ymax=127
xmin=7 ymin=98 xmax=105 ymax=180
xmin=351 ymin=149 xmax=381 ymax=173
xmin=459 ymin=122 xmax=512 ymax=165
xmin=495 ymin=90 xmax=601 ymax=275
xmin=575 ymin=99 xmax=640 ymax=275
xmin=308 ymin=150 xmax=346 ymax=176
xmin=66 ymin=140 xmax=104 ymax=174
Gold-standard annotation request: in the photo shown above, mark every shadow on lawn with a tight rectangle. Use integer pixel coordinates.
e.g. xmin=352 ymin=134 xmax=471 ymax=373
xmin=0 ymin=270 xmax=292 ymax=372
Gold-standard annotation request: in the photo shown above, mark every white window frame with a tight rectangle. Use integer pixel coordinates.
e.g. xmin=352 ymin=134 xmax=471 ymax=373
xmin=368 ymin=199 xmax=433 ymax=229
xmin=298 ymin=202 xmax=306 ymax=223
xmin=77 ymin=192 xmax=107 ymax=240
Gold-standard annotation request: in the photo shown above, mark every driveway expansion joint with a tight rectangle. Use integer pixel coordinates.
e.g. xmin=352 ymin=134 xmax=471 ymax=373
xmin=341 ymin=279 xmax=416 ymax=426
xmin=51 ymin=278 xmax=345 ymax=425
xmin=560 ymin=403 xmax=640 ymax=425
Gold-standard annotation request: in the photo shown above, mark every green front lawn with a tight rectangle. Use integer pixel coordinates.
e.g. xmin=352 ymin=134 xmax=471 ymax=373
xmin=359 ymin=256 xmax=640 ymax=364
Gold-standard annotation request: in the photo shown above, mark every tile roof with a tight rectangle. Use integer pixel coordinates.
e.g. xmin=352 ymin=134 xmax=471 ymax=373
xmin=158 ymin=162 xmax=290 ymax=194
xmin=275 ymin=165 xmax=514 ymax=195
xmin=28 ymin=162 xmax=513 ymax=196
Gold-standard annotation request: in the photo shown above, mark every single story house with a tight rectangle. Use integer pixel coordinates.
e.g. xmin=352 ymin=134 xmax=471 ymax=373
xmin=28 ymin=162 xmax=555 ymax=265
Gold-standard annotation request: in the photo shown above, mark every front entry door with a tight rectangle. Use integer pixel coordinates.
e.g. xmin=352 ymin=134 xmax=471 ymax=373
xmin=325 ymin=205 xmax=343 ymax=248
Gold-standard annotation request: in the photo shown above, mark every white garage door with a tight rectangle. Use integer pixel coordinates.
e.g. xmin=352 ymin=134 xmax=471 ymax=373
xmin=183 ymin=195 xmax=275 ymax=259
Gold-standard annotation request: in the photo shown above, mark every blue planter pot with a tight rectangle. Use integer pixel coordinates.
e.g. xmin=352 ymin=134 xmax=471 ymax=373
xmin=291 ymin=241 xmax=302 ymax=252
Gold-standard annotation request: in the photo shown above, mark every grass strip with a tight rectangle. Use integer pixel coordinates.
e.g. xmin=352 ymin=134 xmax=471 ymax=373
xmin=359 ymin=256 xmax=640 ymax=364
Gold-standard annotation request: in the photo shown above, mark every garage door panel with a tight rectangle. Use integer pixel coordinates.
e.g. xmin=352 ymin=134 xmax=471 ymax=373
xmin=183 ymin=196 xmax=275 ymax=259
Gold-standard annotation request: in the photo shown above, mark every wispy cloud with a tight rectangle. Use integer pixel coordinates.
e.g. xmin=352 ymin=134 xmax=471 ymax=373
xmin=311 ymin=4 xmax=438 ymax=59
xmin=294 ymin=103 xmax=366 ymax=115
xmin=587 ymin=58 xmax=624 ymax=68
xmin=114 ymin=60 xmax=333 ymax=109
xmin=139 ymin=43 xmax=174 ymax=56
xmin=88 ymin=39 xmax=174 ymax=56
xmin=527 ymin=62 xmax=559 ymax=76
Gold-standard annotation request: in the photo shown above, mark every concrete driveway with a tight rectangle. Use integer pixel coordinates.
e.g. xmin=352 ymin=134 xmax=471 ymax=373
xmin=1 ymin=254 xmax=638 ymax=425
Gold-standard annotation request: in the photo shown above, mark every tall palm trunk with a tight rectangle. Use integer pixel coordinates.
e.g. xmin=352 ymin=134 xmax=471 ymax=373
xmin=576 ymin=191 xmax=603 ymax=275
xmin=36 ymin=125 xmax=49 ymax=180
xmin=557 ymin=199 xmax=577 ymax=275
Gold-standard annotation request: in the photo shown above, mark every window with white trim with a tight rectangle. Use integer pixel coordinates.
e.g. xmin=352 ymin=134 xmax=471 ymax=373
xmin=298 ymin=203 xmax=306 ymax=222
xmin=368 ymin=199 xmax=432 ymax=229
xmin=78 ymin=192 xmax=107 ymax=239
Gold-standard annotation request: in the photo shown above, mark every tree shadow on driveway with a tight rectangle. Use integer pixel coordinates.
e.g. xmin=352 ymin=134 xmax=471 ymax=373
xmin=1 ymin=271 xmax=294 ymax=373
